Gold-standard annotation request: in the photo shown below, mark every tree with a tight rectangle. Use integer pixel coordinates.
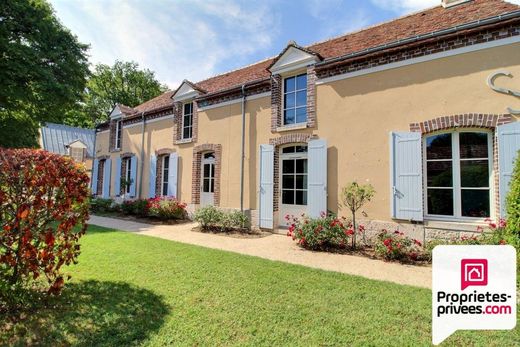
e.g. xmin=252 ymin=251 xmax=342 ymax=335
xmin=67 ymin=61 xmax=168 ymax=127
xmin=341 ymin=182 xmax=375 ymax=248
xmin=506 ymin=150 xmax=520 ymax=239
xmin=0 ymin=0 xmax=90 ymax=148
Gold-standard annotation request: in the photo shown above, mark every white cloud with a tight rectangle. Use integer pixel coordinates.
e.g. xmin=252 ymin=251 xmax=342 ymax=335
xmin=507 ymin=0 xmax=520 ymax=4
xmin=50 ymin=0 xmax=280 ymax=89
xmin=370 ymin=0 xmax=439 ymax=13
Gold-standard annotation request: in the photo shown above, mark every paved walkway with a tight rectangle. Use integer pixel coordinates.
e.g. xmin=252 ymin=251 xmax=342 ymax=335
xmin=89 ymin=215 xmax=432 ymax=289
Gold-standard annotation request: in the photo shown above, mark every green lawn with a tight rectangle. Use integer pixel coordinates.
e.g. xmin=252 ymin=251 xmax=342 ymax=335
xmin=2 ymin=225 xmax=518 ymax=346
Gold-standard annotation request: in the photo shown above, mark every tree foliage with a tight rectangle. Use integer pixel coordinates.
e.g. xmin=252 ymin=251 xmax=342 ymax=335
xmin=0 ymin=149 xmax=90 ymax=309
xmin=67 ymin=61 xmax=167 ymax=127
xmin=506 ymin=150 xmax=520 ymax=238
xmin=0 ymin=0 xmax=90 ymax=148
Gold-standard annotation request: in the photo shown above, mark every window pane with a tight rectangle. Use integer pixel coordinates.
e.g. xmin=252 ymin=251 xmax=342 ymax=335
xmin=203 ymin=178 xmax=210 ymax=193
xmin=295 ymin=107 xmax=307 ymax=124
xmin=282 ymin=160 xmax=294 ymax=174
xmin=284 ymin=77 xmax=295 ymax=92
xmin=295 ymin=175 xmax=307 ymax=189
xmin=296 ymin=90 xmax=306 ymax=107
xmin=163 ymin=183 xmax=168 ymax=196
xmin=284 ymin=92 xmax=295 ymax=109
xmin=184 ymin=103 xmax=192 ymax=115
xmin=295 ymin=159 xmax=307 ymax=173
xmin=183 ymin=126 xmax=191 ymax=139
xmin=460 ymin=133 xmax=488 ymax=159
xmin=203 ymin=163 xmax=210 ymax=178
xmin=284 ymin=109 xmax=295 ymax=125
xmin=426 ymin=134 xmax=452 ymax=160
xmin=282 ymin=146 xmax=295 ymax=154
xmin=282 ymin=190 xmax=294 ymax=204
xmin=427 ymin=161 xmax=452 ymax=187
xmin=204 ymin=153 xmax=215 ymax=159
xmin=295 ymin=191 xmax=307 ymax=205
xmin=210 ymin=164 xmax=215 ymax=178
xmin=164 ymin=155 xmax=169 ymax=169
xmin=296 ymin=74 xmax=307 ymax=90
xmin=184 ymin=114 xmax=192 ymax=126
xmin=460 ymin=160 xmax=489 ymax=187
xmin=282 ymin=175 xmax=294 ymax=189
xmin=210 ymin=178 xmax=215 ymax=193
xmin=295 ymin=146 xmax=308 ymax=153
xmin=461 ymin=190 xmax=490 ymax=218
xmin=427 ymin=189 xmax=453 ymax=216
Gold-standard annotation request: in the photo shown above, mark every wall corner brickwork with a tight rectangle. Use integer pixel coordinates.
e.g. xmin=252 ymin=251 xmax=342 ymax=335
xmin=306 ymin=65 xmax=317 ymax=128
xmin=270 ymin=74 xmax=282 ymax=132
xmin=192 ymin=144 xmax=222 ymax=206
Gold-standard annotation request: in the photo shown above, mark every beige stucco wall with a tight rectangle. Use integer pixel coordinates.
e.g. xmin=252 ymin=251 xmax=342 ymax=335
xmin=314 ymin=42 xmax=520 ymax=222
xmin=94 ymin=42 xmax=520 ymax=233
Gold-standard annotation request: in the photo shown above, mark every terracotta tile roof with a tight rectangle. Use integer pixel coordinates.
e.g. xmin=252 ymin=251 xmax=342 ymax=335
xmin=117 ymin=104 xmax=137 ymax=115
xmin=132 ymin=0 xmax=518 ymax=113
xmin=133 ymin=90 xmax=175 ymax=113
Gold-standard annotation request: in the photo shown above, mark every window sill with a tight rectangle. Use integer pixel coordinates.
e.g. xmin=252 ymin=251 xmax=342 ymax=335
xmin=423 ymin=219 xmax=487 ymax=232
xmin=276 ymin=123 xmax=308 ymax=132
xmin=176 ymin=138 xmax=193 ymax=144
xmin=110 ymin=148 xmax=121 ymax=153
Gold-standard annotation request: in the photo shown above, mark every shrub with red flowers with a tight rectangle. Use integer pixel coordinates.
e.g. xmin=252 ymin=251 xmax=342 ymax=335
xmin=0 ymin=149 xmax=90 ymax=308
xmin=286 ymin=213 xmax=359 ymax=250
xmin=374 ymin=230 xmax=424 ymax=261
xmin=147 ymin=196 xmax=187 ymax=220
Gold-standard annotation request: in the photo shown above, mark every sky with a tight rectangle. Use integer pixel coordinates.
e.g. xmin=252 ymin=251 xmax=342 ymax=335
xmin=49 ymin=0 xmax=520 ymax=90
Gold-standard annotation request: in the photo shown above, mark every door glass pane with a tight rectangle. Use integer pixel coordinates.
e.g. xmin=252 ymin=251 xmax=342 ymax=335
xmin=204 ymin=153 xmax=215 ymax=159
xmin=295 ymin=159 xmax=307 ymax=173
xmin=461 ymin=190 xmax=490 ymax=218
xmin=295 ymin=175 xmax=307 ymax=189
xmin=163 ymin=183 xmax=168 ymax=196
xmin=210 ymin=178 xmax=215 ymax=193
xmin=210 ymin=164 xmax=215 ymax=178
xmin=164 ymin=155 xmax=169 ymax=169
xmin=427 ymin=161 xmax=452 ymax=187
xmin=460 ymin=160 xmax=489 ymax=187
xmin=426 ymin=134 xmax=452 ymax=160
xmin=203 ymin=163 xmax=210 ymax=178
xmin=295 ymin=107 xmax=307 ymax=123
xmin=282 ymin=190 xmax=294 ymax=204
xmin=295 ymin=191 xmax=307 ymax=205
xmin=296 ymin=74 xmax=307 ymax=90
xmin=282 ymin=175 xmax=294 ymax=189
xmin=282 ymin=160 xmax=294 ymax=174
xmin=460 ymin=133 xmax=488 ymax=159
xmin=427 ymin=189 xmax=453 ymax=216
xmin=203 ymin=178 xmax=210 ymax=193
xmin=282 ymin=146 xmax=295 ymax=154
xmin=295 ymin=146 xmax=308 ymax=153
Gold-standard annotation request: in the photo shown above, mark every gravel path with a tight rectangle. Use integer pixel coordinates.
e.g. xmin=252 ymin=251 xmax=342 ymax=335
xmin=89 ymin=215 xmax=432 ymax=289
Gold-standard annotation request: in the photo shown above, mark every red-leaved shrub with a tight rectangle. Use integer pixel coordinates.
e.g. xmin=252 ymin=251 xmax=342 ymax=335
xmin=0 ymin=149 xmax=90 ymax=304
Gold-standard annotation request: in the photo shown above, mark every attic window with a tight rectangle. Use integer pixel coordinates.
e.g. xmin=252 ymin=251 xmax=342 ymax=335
xmin=283 ymin=74 xmax=307 ymax=125
xmin=115 ymin=120 xmax=122 ymax=149
xmin=441 ymin=0 xmax=472 ymax=8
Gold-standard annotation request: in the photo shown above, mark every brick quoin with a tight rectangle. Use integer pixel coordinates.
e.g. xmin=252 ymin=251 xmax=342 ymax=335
xmin=192 ymin=144 xmax=222 ymax=206
xmin=154 ymin=148 xmax=175 ymax=197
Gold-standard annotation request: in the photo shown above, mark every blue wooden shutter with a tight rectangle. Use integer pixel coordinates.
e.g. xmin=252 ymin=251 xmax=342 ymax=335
xmin=102 ymin=159 xmax=111 ymax=198
xmin=91 ymin=159 xmax=99 ymax=195
xmin=390 ymin=132 xmax=423 ymax=221
xmin=149 ymin=155 xmax=157 ymax=198
xmin=129 ymin=156 xmax=138 ymax=198
xmin=308 ymin=139 xmax=328 ymax=218
xmin=498 ymin=122 xmax=520 ymax=217
xmin=168 ymin=153 xmax=178 ymax=198
xmin=114 ymin=157 xmax=121 ymax=196
xmin=259 ymin=144 xmax=274 ymax=229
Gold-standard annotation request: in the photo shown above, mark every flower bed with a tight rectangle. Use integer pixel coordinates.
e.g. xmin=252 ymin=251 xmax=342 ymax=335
xmin=90 ymin=196 xmax=188 ymax=224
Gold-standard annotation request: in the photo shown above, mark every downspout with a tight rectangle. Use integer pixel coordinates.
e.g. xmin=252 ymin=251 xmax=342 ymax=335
xmin=91 ymin=127 xmax=98 ymax=192
xmin=240 ymin=84 xmax=246 ymax=212
xmin=138 ymin=112 xmax=145 ymax=198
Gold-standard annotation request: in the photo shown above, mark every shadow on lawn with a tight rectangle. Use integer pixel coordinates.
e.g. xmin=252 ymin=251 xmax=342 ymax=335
xmin=2 ymin=280 xmax=169 ymax=346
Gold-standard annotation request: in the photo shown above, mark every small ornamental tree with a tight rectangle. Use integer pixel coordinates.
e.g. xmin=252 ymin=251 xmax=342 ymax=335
xmin=506 ymin=150 xmax=520 ymax=239
xmin=0 ymin=149 xmax=90 ymax=306
xmin=341 ymin=182 xmax=375 ymax=248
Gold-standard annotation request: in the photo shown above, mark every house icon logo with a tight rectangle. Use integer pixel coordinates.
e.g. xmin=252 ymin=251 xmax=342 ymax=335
xmin=461 ymin=259 xmax=488 ymax=290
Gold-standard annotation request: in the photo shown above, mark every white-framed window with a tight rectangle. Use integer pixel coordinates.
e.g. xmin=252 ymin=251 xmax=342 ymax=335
xmin=161 ymin=155 xmax=170 ymax=196
xmin=115 ymin=119 xmax=122 ymax=149
xmin=280 ymin=145 xmax=308 ymax=206
xmin=123 ymin=157 xmax=132 ymax=194
xmin=424 ymin=130 xmax=492 ymax=220
xmin=182 ymin=103 xmax=193 ymax=140
xmin=283 ymin=74 xmax=307 ymax=125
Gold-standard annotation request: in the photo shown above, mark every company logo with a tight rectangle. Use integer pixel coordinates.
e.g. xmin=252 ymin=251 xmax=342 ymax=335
xmin=461 ymin=259 xmax=488 ymax=290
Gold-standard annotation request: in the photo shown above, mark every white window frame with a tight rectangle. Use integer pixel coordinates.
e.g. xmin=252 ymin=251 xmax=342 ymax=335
xmin=423 ymin=129 xmax=494 ymax=222
xmin=161 ymin=155 xmax=170 ymax=196
xmin=115 ymin=119 xmax=122 ymax=150
xmin=280 ymin=144 xmax=309 ymax=207
xmin=282 ymin=73 xmax=307 ymax=127
xmin=181 ymin=102 xmax=193 ymax=140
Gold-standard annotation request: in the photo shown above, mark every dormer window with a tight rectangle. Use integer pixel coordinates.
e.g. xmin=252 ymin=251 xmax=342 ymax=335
xmin=115 ymin=119 xmax=122 ymax=150
xmin=283 ymin=74 xmax=307 ymax=125
xmin=182 ymin=103 xmax=193 ymax=140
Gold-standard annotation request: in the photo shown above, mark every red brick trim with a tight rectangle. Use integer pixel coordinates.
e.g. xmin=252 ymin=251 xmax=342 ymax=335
xmin=269 ymin=133 xmax=313 ymax=212
xmin=306 ymin=65 xmax=317 ymax=128
xmin=270 ymin=74 xmax=282 ymax=132
xmin=96 ymin=159 xmax=105 ymax=196
xmin=120 ymin=152 xmax=134 ymax=158
xmin=192 ymin=144 xmax=222 ymax=206
xmin=409 ymin=114 xmax=513 ymax=134
xmin=108 ymin=120 xmax=118 ymax=152
xmin=192 ymin=101 xmax=199 ymax=142
xmin=155 ymin=148 xmax=174 ymax=156
xmin=173 ymin=102 xmax=183 ymax=143
xmin=96 ymin=155 xmax=110 ymax=160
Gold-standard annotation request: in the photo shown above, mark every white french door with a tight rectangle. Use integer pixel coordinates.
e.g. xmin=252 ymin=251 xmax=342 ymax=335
xmin=279 ymin=145 xmax=308 ymax=225
xmin=201 ymin=153 xmax=215 ymax=206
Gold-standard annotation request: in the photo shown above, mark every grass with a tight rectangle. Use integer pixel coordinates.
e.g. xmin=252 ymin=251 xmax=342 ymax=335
xmin=1 ymin=225 xmax=518 ymax=346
